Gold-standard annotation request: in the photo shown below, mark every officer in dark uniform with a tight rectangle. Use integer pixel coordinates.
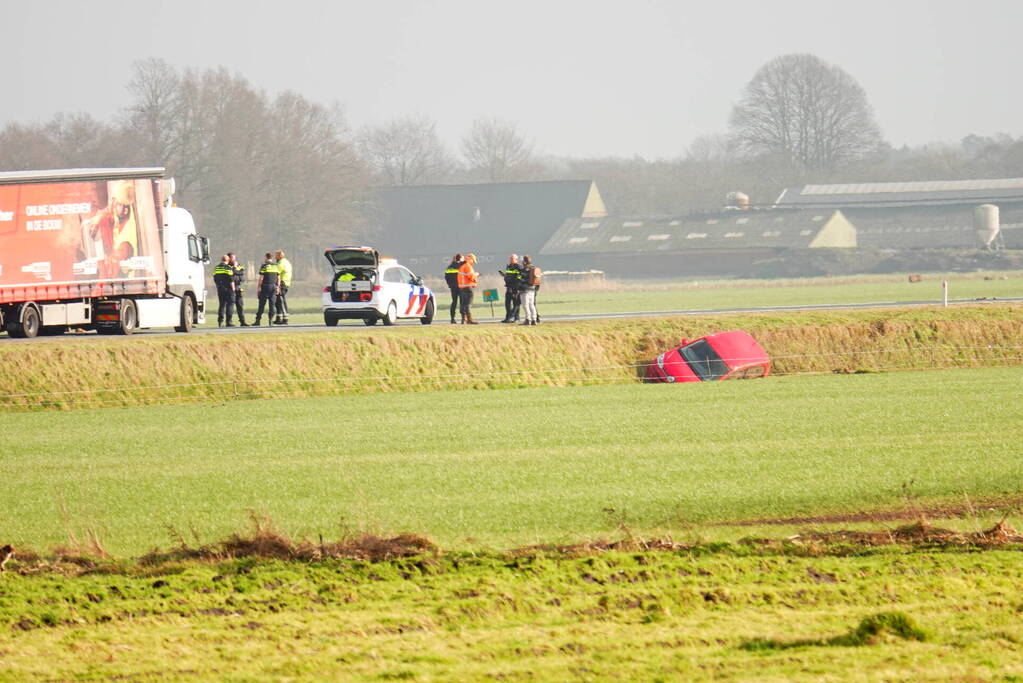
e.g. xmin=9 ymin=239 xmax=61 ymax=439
xmin=227 ymin=252 xmax=248 ymax=327
xmin=254 ymin=253 xmax=280 ymax=326
xmin=444 ymin=253 xmax=463 ymax=324
xmin=212 ymin=255 xmax=236 ymax=327
xmin=498 ymin=253 xmax=523 ymax=323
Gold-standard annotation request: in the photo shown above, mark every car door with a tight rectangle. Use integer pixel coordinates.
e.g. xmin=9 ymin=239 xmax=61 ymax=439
xmin=396 ymin=266 xmax=428 ymax=316
xmin=381 ymin=266 xmax=405 ymax=312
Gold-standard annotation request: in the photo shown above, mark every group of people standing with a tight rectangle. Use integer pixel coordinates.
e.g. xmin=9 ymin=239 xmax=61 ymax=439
xmin=212 ymin=250 xmax=293 ymax=327
xmin=444 ymin=252 xmax=542 ymax=325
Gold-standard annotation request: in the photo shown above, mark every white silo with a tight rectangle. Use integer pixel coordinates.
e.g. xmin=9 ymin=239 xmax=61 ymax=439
xmin=973 ymin=204 xmax=1000 ymax=248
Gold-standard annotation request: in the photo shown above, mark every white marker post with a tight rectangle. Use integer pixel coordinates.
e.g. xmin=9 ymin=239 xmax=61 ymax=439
xmin=942 ymin=280 xmax=948 ymax=307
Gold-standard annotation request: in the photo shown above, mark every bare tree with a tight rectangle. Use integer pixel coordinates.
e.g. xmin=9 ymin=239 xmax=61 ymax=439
xmin=358 ymin=116 xmax=451 ymax=185
xmin=729 ymin=54 xmax=883 ymax=174
xmin=460 ymin=117 xmax=533 ymax=182
xmin=0 ymin=122 xmax=62 ymax=170
xmin=116 ymin=63 xmax=372 ymax=269
xmin=122 ymin=58 xmax=183 ymax=166
xmin=259 ymin=92 xmax=369 ymax=263
xmin=43 ymin=113 xmax=125 ymax=167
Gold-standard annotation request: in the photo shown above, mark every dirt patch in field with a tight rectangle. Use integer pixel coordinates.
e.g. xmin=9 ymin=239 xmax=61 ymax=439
xmin=140 ymin=530 xmax=437 ymax=566
xmin=725 ymin=495 xmax=1023 ymax=527
xmin=5 ymin=522 xmax=1022 ymax=576
xmin=511 ymin=536 xmax=690 ymax=558
xmin=509 ymin=521 xmax=1023 ymax=559
xmin=752 ymin=520 xmax=1023 ymax=550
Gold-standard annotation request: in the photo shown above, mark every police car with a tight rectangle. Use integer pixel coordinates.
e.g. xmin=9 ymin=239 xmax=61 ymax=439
xmin=322 ymin=246 xmax=435 ymax=326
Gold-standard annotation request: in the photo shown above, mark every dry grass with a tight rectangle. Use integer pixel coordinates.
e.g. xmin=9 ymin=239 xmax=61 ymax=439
xmin=6 ymin=518 xmax=1022 ymax=577
xmin=137 ymin=512 xmax=437 ymax=566
xmin=2 ymin=305 xmax=1022 ymax=409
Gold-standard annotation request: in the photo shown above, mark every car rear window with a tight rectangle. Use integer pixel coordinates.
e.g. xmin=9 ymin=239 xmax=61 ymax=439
xmin=329 ymin=250 xmax=376 ymax=268
xmin=679 ymin=340 xmax=730 ymax=381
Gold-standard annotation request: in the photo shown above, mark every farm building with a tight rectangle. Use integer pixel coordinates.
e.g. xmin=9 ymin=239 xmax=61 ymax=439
xmin=369 ymin=180 xmax=607 ymax=273
xmin=538 ymin=209 xmax=857 ymax=276
xmin=369 ymin=177 xmax=1023 ymax=280
xmin=774 ymin=178 xmax=1023 ymax=250
xmin=539 ymin=177 xmax=1023 ymax=276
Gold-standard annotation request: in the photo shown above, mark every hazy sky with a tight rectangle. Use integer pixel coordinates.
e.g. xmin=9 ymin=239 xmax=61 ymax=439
xmin=2 ymin=0 xmax=1018 ymax=159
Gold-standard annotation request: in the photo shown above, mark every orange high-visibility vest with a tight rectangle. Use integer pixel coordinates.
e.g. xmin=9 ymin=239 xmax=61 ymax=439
xmin=457 ymin=262 xmax=478 ymax=288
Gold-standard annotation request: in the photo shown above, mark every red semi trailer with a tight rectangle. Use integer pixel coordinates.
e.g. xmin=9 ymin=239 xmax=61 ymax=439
xmin=0 ymin=168 xmax=209 ymax=338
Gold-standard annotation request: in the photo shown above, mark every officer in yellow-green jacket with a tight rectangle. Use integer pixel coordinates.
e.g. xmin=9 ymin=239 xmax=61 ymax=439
xmin=254 ymin=253 xmax=280 ymax=326
xmin=274 ymin=250 xmax=293 ymax=325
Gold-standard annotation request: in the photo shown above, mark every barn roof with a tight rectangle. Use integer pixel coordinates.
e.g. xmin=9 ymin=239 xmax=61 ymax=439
xmin=372 ymin=180 xmax=606 ymax=259
xmin=841 ymin=206 xmax=979 ymax=248
xmin=775 ymin=177 xmax=1023 ymax=208
xmin=841 ymin=202 xmax=1023 ymax=249
xmin=540 ymin=210 xmax=855 ymax=255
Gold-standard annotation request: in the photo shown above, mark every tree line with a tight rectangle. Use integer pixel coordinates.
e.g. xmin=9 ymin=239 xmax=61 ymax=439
xmin=2 ymin=54 xmax=1021 ymax=270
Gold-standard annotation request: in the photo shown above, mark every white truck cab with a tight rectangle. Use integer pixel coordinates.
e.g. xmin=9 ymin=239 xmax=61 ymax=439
xmin=161 ymin=204 xmax=209 ymax=331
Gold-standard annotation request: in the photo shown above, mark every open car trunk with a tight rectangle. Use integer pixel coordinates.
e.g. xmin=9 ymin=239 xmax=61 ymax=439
xmin=325 ymin=247 xmax=378 ymax=300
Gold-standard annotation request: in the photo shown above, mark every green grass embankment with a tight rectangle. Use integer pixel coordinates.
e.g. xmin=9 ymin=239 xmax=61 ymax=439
xmin=3 ymin=548 xmax=1023 ymax=680
xmin=1 ymin=305 xmax=1022 ymax=409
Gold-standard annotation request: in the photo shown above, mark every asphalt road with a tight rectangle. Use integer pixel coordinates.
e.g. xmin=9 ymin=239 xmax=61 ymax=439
xmin=5 ymin=296 xmax=1017 ymax=342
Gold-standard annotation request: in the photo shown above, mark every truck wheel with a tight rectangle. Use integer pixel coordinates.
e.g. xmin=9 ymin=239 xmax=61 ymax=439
xmin=381 ymin=301 xmax=397 ymax=326
xmin=420 ymin=298 xmax=435 ymax=325
xmin=118 ymin=299 xmax=138 ymax=335
xmin=10 ymin=305 xmax=40 ymax=339
xmin=362 ymin=316 xmax=378 ymax=326
xmin=174 ymin=296 xmax=194 ymax=333
xmin=324 ymin=313 xmax=339 ymax=327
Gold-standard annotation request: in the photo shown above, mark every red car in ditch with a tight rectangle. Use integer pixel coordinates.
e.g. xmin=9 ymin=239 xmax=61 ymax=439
xmin=646 ymin=330 xmax=770 ymax=383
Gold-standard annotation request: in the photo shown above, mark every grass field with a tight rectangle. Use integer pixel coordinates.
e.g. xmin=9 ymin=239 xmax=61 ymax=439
xmin=3 ymin=367 xmax=1021 ymax=555
xmin=3 ymin=547 xmax=1023 ymax=680
xmin=230 ymin=270 xmax=1023 ymax=326
xmin=4 ymin=298 xmax=1023 ymax=679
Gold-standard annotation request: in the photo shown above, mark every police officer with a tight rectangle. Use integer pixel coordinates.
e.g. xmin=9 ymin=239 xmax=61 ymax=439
xmin=254 ymin=252 xmax=280 ymax=326
xmin=274 ymin=250 xmax=293 ymax=325
xmin=444 ymin=253 xmax=463 ymax=324
xmin=498 ymin=253 xmax=523 ymax=323
xmin=212 ymin=255 xmax=236 ymax=327
xmin=227 ymin=252 xmax=248 ymax=327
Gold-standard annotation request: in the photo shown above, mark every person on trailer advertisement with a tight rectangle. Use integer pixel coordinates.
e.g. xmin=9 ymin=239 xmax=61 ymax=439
xmin=0 ymin=179 xmax=165 ymax=298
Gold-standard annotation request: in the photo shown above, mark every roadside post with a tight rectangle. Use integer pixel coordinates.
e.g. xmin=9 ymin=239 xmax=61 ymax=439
xmin=942 ymin=281 xmax=948 ymax=307
xmin=482 ymin=288 xmax=499 ymax=318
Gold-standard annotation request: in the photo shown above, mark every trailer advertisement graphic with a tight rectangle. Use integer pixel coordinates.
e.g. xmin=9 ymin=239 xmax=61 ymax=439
xmin=0 ymin=179 xmax=166 ymax=300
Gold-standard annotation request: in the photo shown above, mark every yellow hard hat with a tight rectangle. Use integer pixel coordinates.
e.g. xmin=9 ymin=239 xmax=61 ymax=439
xmin=466 ymin=253 xmax=477 ymax=262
